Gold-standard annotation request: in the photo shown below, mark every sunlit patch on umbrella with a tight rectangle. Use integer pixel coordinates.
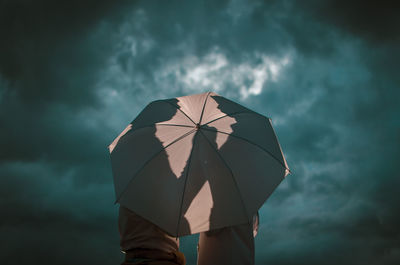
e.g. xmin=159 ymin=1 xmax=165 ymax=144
xmin=108 ymin=124 xmax=132 ymax=153
xmin=109 ymin=91 xmax=290 ymax=236
xmin=183 ymin=180 xmax=214 ymax=233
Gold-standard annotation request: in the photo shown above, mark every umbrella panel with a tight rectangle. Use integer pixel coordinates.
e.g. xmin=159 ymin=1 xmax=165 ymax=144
xmin=201 ymin=129 xmax=286 ymax=215
xmin=178 ymin=131 xmax=249 ymax=236
xmin=111 ymin=91 xmax=289 ymax=236
xmin=112 ymin=125 xmax=195 ymax=202
xmin=119 ymin=129 xmax=196 ymax=235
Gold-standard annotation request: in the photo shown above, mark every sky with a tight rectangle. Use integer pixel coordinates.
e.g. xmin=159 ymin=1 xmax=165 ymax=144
xmin=1 ymin=0 xmax=399 ymax=264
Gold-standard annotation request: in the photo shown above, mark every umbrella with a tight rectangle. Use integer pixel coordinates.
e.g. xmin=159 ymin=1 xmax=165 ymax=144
xmin=109 ymin=91 xmax=289 ymax=237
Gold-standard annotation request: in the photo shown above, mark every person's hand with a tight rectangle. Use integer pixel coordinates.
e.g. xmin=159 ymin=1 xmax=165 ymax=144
xmin=253 ymin=212 xmax=259 ymax=237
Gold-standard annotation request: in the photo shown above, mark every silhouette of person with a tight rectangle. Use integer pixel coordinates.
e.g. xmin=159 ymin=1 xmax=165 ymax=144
xmin=195 ymin=95 xmax=259 ymax=265
xmin=112 ymin=93 xmax=259 ymax=265
xmin=112 ymin=98 xmax=188 ymax=265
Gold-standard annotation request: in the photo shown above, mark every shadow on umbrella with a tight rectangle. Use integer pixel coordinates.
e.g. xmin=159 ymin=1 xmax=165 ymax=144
xmin=110 ymin=92 xmax=289 ymax=237
xmin=178 ymin=97 xmax=246 ymax=235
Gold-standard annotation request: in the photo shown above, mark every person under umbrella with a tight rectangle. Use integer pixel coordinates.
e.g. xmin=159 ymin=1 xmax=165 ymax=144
xmin=111 ymin=98 xmax=186 ymax=265
xmin=109 ymin=92 xmax=289 ymax=264
xmin=195 ymin=95 xmax=263 ymax=265
xmin=118 ymin=206 xmax=186 ymax=265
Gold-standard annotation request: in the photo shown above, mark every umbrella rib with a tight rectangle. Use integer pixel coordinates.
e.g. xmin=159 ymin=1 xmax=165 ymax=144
xmin=198 ymin=130 xmax=250 ymax=220
xmin=155 ymin=124 xmax=195 ymax=128
xmin=268 ymin=118 xmax=291 ymax=175
xmin=115 ymin=128 xmax=197 ymax=204
xmin=202 ymin=110 xmax=267 ymax=127
xmin=201 ymin=127 xmax=291 ymax=173
xmin=133 ymin=123 xmax=194 ymax=132
xmin=198 ymin=91 xmax=211 ymax=124
xmin=175 ymin=131 xmax=199 ymax=237
xmin=164 ymin=100 xmax=197 ymax=125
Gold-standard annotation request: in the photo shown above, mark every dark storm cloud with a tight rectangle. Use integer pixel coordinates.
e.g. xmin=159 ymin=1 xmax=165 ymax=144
xmin=0 ymin=158 xmax=120 ymax=264
xmin=302 ymin=0 xmax=400 ymax=44
xmin=0 ymin=1 xmax=129 ymax=264
xmin=250 ymin=0 xmax=400 ymax=262
xmin=0 ymin=0 xmax=132 ymax=107
xmin=1 ymin=0 xmax=399 ymax=265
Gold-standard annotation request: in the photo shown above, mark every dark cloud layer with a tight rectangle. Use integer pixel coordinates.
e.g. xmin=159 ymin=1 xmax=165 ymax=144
xmin=305 ymin=0 xmax=400 ymax=43
xmin=1 ymin=1 xmax=399 ymax=264
xmin=0 ymin=0 xmax=132 ymax=107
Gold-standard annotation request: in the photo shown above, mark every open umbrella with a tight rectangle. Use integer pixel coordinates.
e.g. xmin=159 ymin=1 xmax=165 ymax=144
xmin=109 ymin=91 xmax=289 ymax=237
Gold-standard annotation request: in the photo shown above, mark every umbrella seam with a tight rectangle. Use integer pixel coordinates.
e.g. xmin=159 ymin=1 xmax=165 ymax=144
xmin=131 ymin=124 xmax=195 ymax=132
xmin=115 ymin=128 xmax=197 ymax=204
xmin=155 ymin=124 xmax=194 ymax=128
xmin=201 ymin=127 xmax=290 ymax=173
xmin=268 ymin=118 xmax=291 ymax=175
xmin=202 ymin=111 xmax=268 ymax=127
xmin=198 ymin=91 xmax=212 ymax=124
xmin=164 ymin=100 xmax=196 ymax=125
xmin=175 ymin=131 xmax=199 ymax=236
xmin=198 ymin=130 xmax=250 ymax=220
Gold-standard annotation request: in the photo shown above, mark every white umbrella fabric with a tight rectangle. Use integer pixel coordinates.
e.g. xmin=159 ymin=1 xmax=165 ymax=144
xmin=109 ymin=91 xmax=289 ymax=237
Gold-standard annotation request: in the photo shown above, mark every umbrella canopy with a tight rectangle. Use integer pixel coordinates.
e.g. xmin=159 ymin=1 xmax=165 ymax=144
xmin=109 ymin=91 xmax=289 ymax=237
